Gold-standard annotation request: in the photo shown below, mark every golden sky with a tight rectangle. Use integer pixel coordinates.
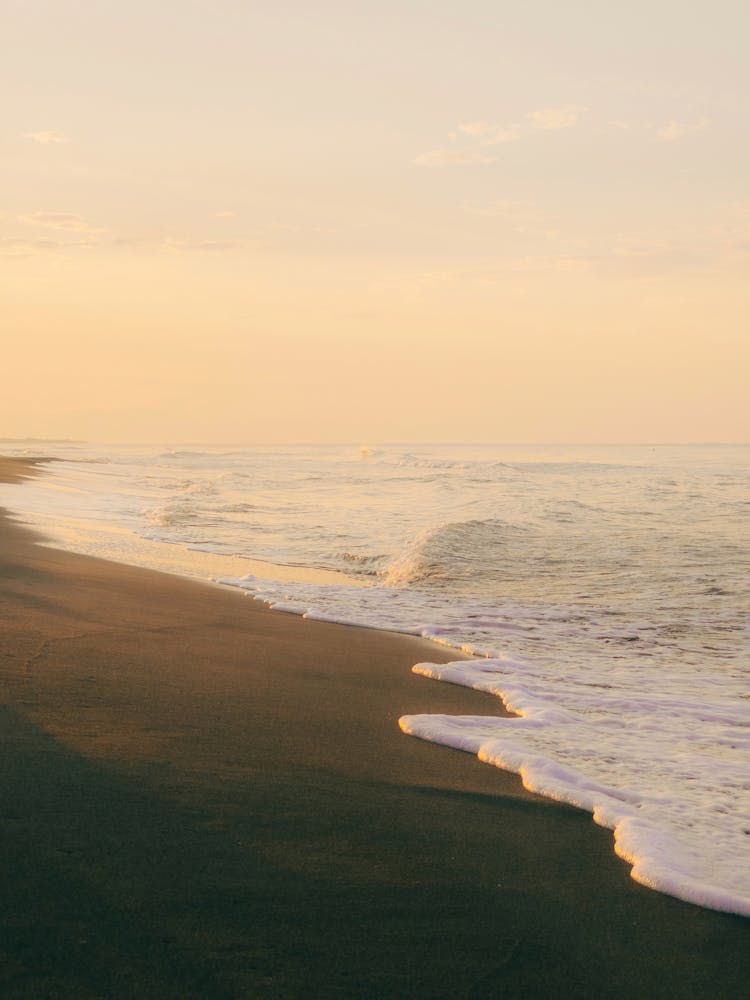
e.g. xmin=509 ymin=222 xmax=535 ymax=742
xmin=2 ymin=0 xmax=748 ymax=443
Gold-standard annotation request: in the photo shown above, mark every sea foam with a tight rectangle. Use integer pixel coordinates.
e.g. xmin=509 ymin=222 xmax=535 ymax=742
xmin=400 ymin=656 xmax=750 ymax=916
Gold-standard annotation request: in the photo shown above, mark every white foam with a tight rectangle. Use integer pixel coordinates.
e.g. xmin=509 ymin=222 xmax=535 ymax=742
xmin=400 ymin=657 xmax=750 ymax=916
xmin=217 ymin=575 xmax=425 ymax=637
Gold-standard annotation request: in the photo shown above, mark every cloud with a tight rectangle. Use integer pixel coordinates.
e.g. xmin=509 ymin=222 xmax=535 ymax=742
xmin=20 ymin=211 xmax=99 ymax=233
xmin=607 ymin=120 xmax=633 ymax=131
xmin=457 ymin=121 xmax=494 ymax=137
xmin=413 ymin=148 xmax=497 ymax=167
xmin=161 ymin=236 xmax=260 ymax=252
xmin=418 ymin=105 xmax=588 ymax=165
xmin=610 ymin=236 xmax=673 ymax=257
xmin=0 ymin=238 xmax=44 ymax=259
xmin=0 ymin=237 xmax=98 ymax=259
xmin=505 ymin=253 xmax=589 ymax=273
xmin=464 ymin=199 xmax=540 ymax=218
xmin=527 ymin=105 xmax=589 ymax=130
xmin=657 ymin=117 xmax=709 ymax=141
xmin=457 ymin=121 xmax=520 ymax=145
xmin=22 ymin=130 xmax=70 ymax=144
xmin=463 ymin=199 xmax=558 ymax=236
xmin=95 ymin=233 xmax=262 ymax=253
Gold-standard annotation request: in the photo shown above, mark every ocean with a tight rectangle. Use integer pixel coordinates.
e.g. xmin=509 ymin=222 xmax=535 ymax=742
xmin=1 ymin=441 xmax=748 ymax=916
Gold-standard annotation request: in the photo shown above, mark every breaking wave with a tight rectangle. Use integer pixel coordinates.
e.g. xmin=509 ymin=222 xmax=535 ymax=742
xmin=382 ymin=518 xmax=526 ymax=587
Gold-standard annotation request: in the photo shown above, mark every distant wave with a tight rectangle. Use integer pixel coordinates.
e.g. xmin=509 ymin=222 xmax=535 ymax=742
xmin=357 ymin=448 xmax=638 ymax=477
xmin=382 ymin=451 xmax=469 ymax=472
xmin=520 ymin=460 xmax=643 ymax=473
xmin=357 ymin=450 xmax=531 ymax=481
xmin=154 ymin=449 xmax=254 ymax=462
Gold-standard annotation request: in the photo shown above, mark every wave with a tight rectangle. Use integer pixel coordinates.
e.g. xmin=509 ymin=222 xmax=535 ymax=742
xmin=143 ymin=500 xmax=201 ymax=527
xmin=520 ymin=460 xmax=644 ymax=474
xmin=391 ymin=452 xmax=468 ymax=471
xmin=154 ymin=449 xmax=252 ymax=462
xmin=155 ymin=450 xmax=215 ymax=459
xmin=338 ymin=551 xmax=386 ymax=576
xmin=340 ymin=550 xmax=384 ymax=564
xmin=217 ymin=502 xmax=259 ymax=514
xmin=357 ymin=448 xmax=637 ymax=477
xmin=381 ymin=518 xmax=527 ymax=587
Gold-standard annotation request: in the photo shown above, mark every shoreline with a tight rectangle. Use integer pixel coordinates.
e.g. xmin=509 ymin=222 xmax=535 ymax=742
xmin=1 ymin=456 xmax=748 ymax=997
xmin=0 ymin=454 xmax=364 ymax=590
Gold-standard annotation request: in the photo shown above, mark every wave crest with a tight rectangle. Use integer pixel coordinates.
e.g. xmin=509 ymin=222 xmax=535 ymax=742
xmin=382 ymin=518 xmax=524 ymax=587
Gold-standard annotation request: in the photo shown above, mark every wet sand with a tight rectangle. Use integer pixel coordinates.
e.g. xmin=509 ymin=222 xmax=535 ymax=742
xmin=0 ymin=456 xmax=747 ymax=998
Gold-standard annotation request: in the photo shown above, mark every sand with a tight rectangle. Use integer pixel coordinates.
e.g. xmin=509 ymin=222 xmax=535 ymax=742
xmin=0 ymin=456 xmax=747 ymax=998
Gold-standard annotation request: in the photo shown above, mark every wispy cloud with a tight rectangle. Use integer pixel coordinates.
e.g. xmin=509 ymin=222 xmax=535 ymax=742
xmin=457 ymin=121 xmax=494 ymax=137
xmin=22 ymin=130 xmax=70 ymax=144
xmin=464 ymin=199 xmax=541 ymax=219
xmin=457 ymin=121 xmax=521 ymax=145
xmin=416 ymin=105 xmax=588 ymax=165
xmin=463 ymin=199 xmax=559 ymax=237
xmin=413 ymin=148 xmax=498 ymax=167
xmin=526 ymin=105 xmax=589 ymax=130
xmin=609 ymin=235 xmax=674 ymax=257
xmin=657 ymin=117 xmax=709 ymax=141
xmin=504 ymin=253 xmax=589 ymax=273
xmin=19 ymin=211 xmax=99 ymax=233
xmin=0 ymin=236 xmax=98 ymax=259
xmin=161 ymin=236 xmax=260 ymax=252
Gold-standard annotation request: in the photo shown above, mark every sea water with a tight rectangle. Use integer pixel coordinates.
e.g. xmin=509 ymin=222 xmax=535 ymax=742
xmin=1 ymin=442 xmax=748 ymax=915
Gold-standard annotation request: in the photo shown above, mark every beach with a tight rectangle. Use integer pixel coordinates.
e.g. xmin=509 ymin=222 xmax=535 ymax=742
xmin=0 ymin=457 xmax=747 ymax=999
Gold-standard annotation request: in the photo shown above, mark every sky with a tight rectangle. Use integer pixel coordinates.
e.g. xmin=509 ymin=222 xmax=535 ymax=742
xmin=2 ymin=0 xmax=748 ymax=443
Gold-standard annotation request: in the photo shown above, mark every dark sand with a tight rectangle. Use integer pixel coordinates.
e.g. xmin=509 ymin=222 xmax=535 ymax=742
xmin=0 ymin=457 xmax=747 ymax=998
